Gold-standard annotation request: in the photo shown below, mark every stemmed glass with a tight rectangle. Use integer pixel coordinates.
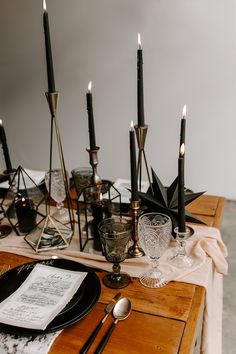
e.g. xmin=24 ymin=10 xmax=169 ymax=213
xmin=138 ymin=213 xmax=172 ymax=288
xmin=45 ymin=168 xmax=69 ymax=222
xmin=170 ymin=226 xmax=194 ymax=268
xmin=98 ymin=218 xmax=131 ymax=289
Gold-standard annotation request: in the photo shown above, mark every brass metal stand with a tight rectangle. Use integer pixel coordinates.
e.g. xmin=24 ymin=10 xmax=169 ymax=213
xmin=45 ymin=92 xmax=74 ymax=227
xmin=86 ymin=147 xmax=102 ymax=186
xmin=24 ymin=92 xmax=74 ymax=252
xmin=135 ymin=124 xmax=153 ymax=194
xmin=128 ymin=200 xmax=144 ymax=258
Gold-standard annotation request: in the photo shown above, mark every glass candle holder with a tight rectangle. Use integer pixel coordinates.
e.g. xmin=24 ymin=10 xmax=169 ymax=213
xmin=170 ymin=226 xmax=194 ymax=268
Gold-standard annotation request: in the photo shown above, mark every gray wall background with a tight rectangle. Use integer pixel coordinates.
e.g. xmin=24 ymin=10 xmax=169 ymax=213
xmin=0 ymin=0 xmax=235 ymax=199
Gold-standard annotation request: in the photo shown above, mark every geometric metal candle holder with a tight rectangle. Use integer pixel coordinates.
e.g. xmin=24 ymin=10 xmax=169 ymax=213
xmin=77 ymin=181 xmax=121 ymax=253
xmin=0 ymin=165 xmax=47 ymax=237
xmin=134 ymin=124 xmax=153 ymax=194
xmin=24 ymin=92 xmax=74 ymax=252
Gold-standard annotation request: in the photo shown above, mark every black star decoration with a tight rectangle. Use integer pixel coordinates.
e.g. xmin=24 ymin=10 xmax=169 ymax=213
xmin=138 ymin=168 xmax=206 ymax=235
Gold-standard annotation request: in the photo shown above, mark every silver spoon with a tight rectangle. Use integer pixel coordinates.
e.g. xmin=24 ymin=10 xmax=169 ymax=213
xmin=94 ymin=297 xmax=132 ymax=354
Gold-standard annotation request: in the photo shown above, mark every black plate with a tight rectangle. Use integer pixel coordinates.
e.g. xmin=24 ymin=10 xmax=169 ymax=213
xmin=0 ymin=258 xmax=101 ymax=335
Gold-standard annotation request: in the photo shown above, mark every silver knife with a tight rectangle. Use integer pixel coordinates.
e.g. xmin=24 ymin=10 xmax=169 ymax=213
xmin=80 ymin=292 xmax=121 ymax=354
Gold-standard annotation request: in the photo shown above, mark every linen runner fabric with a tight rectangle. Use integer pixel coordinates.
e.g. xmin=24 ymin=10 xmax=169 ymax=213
xmin=0 ymin=224 xmax=228 ymax=354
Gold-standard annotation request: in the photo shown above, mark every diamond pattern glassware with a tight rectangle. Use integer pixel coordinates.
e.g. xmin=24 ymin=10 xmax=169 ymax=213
xmin=45 ymin=168 xmax=69 ymax=222
xmin=138 ymin=212 xmax=172 ymax=288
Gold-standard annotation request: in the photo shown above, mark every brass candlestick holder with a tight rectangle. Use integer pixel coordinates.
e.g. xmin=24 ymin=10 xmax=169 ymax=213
xmin=86 ymin=147 xmax=102 ymax=186
xmin=128 ymin=200 xmax=144 ymax=258
xmin=135 ymin=124 xmax=153 ymax=194
xmin=24 ymin=92 xmax=74 ymax=252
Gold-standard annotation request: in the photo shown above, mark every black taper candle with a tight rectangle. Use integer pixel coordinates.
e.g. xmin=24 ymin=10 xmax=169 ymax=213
xmin=180 ymin=105 xmax=187 ymax=146
xmin=130 ymin=122 xmax=139 ymax=201
xmin=43 ymin=0 xmax=56 ymax=93
xmin=178 ymin=144 xmax=186 ymax=232
xmin=86 ymin=82 xmax=96 ymax=150
xmin=137 ymin=33 xmax=145 ymax=127
xmin=0 ymin=120 xmax=13 ymax=173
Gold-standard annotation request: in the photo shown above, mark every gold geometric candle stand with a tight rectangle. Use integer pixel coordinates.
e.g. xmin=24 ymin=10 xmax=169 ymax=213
xmin=135 ymin=124 xmax=153 ymax=194
xmin=24 ymin=92 xmax=74 ymax=252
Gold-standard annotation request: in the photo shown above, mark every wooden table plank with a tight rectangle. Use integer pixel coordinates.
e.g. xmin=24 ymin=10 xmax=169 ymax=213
xmin=50 ymin=303 xmax=185 ymax=354
xmin=98 ymin=273 xmax=196 ymax=322
xmin=186 ymin=194 xmax=225 ymax=228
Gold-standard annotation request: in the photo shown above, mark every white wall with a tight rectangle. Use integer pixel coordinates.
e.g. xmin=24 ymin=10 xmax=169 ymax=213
xmin=0 ymin=0 xmax=236 ymax=199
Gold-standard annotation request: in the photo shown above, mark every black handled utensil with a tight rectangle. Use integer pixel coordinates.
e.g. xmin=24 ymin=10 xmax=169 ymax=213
xmin=94 ymin=297 xmax=132 ymax=354
xmin=79 ymin=292 xmax=121 ymax=354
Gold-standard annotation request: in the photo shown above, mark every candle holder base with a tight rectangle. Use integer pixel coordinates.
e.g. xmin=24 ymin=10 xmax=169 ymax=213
xmin=24 ymin=214 xmax=72 ymax=252
xmin=128 ymin=245 xmax=144 ymax=258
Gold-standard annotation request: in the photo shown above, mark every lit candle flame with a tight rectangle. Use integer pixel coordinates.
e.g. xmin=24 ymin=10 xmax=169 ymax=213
xmin=43 ymin=0 xmax=47 ymax=11
xmin=0 ymin=119 xmax=2 ymax=125
xmin=88 ymin=81 xmax=92 ymax=92
xmin=22 ymin=197 xmax=26 ymax=202
xmin=180 ymin=143 xmax=185 ymax=157
xmin=182 ymin=104 xmax=187 ymax=118
xmin=130 ymin=120 xmax=134 ymax=130
xmin=99 ymin=193 xmax=103 ymax=201
xmin=138 ymin=33 xmax=142 ymax=49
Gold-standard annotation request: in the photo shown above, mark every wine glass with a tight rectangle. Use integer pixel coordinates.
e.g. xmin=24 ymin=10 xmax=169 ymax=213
xmin=45 ymin=168 xmax=69 ymax=222
xmin=170 ymin=226 xmax=194 ymax=268
xmin=98 ymin=218 xmax=131 ymax=289
xmin=138 ymin=213 xmax=172 ymax=288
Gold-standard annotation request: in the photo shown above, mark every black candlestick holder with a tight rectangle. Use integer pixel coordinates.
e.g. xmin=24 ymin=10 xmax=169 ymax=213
xmin=128 ymin=199 xmax=144 ymax=258
xmin=135 ymin=124 xmax=153 ymax=194
xmin=24 ymin=92 xmax=74 ymax=252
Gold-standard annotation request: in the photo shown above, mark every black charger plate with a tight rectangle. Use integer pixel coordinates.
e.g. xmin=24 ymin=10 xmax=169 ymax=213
xmin=0 ymin=258 xmax=101 ymax=336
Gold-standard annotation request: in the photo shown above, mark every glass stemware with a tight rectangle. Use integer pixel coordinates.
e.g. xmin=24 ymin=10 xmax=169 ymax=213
xmin=170 ymin=226 xmax=194 ymax=268
xmin=45 ymin=168 xmax=69 ymax=222
xmin=98 ymin=218 xmax=131 ymax=289
xmin=138 ymin=213 xmax=172 ymax=288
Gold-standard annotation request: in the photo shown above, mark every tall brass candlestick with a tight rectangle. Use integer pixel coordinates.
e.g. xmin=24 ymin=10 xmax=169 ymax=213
xmin=128 ymin=200 xmax=144 ymax=258
xmin=86 ymin=147 xmax=102 ymax=187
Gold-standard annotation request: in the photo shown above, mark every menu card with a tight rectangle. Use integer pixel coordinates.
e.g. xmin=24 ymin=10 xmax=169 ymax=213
xmin=0 ymin=264 xmax=87 ymax=330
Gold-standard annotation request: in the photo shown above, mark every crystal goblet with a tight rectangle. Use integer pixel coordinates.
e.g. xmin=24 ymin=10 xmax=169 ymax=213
xmin=45 ymin=168 xmax=69 ymax=222
xmin=98 ymin=218 xmax=131 ymax=289
xmin=138 ymin=213 xmax=172 ymax=288
xmin=170 ymin=226 xmax=194 ymax=268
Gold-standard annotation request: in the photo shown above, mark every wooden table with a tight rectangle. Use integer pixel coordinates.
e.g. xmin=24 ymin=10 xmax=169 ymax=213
xmin=0 ymin=194 xmax=225 ymax=354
